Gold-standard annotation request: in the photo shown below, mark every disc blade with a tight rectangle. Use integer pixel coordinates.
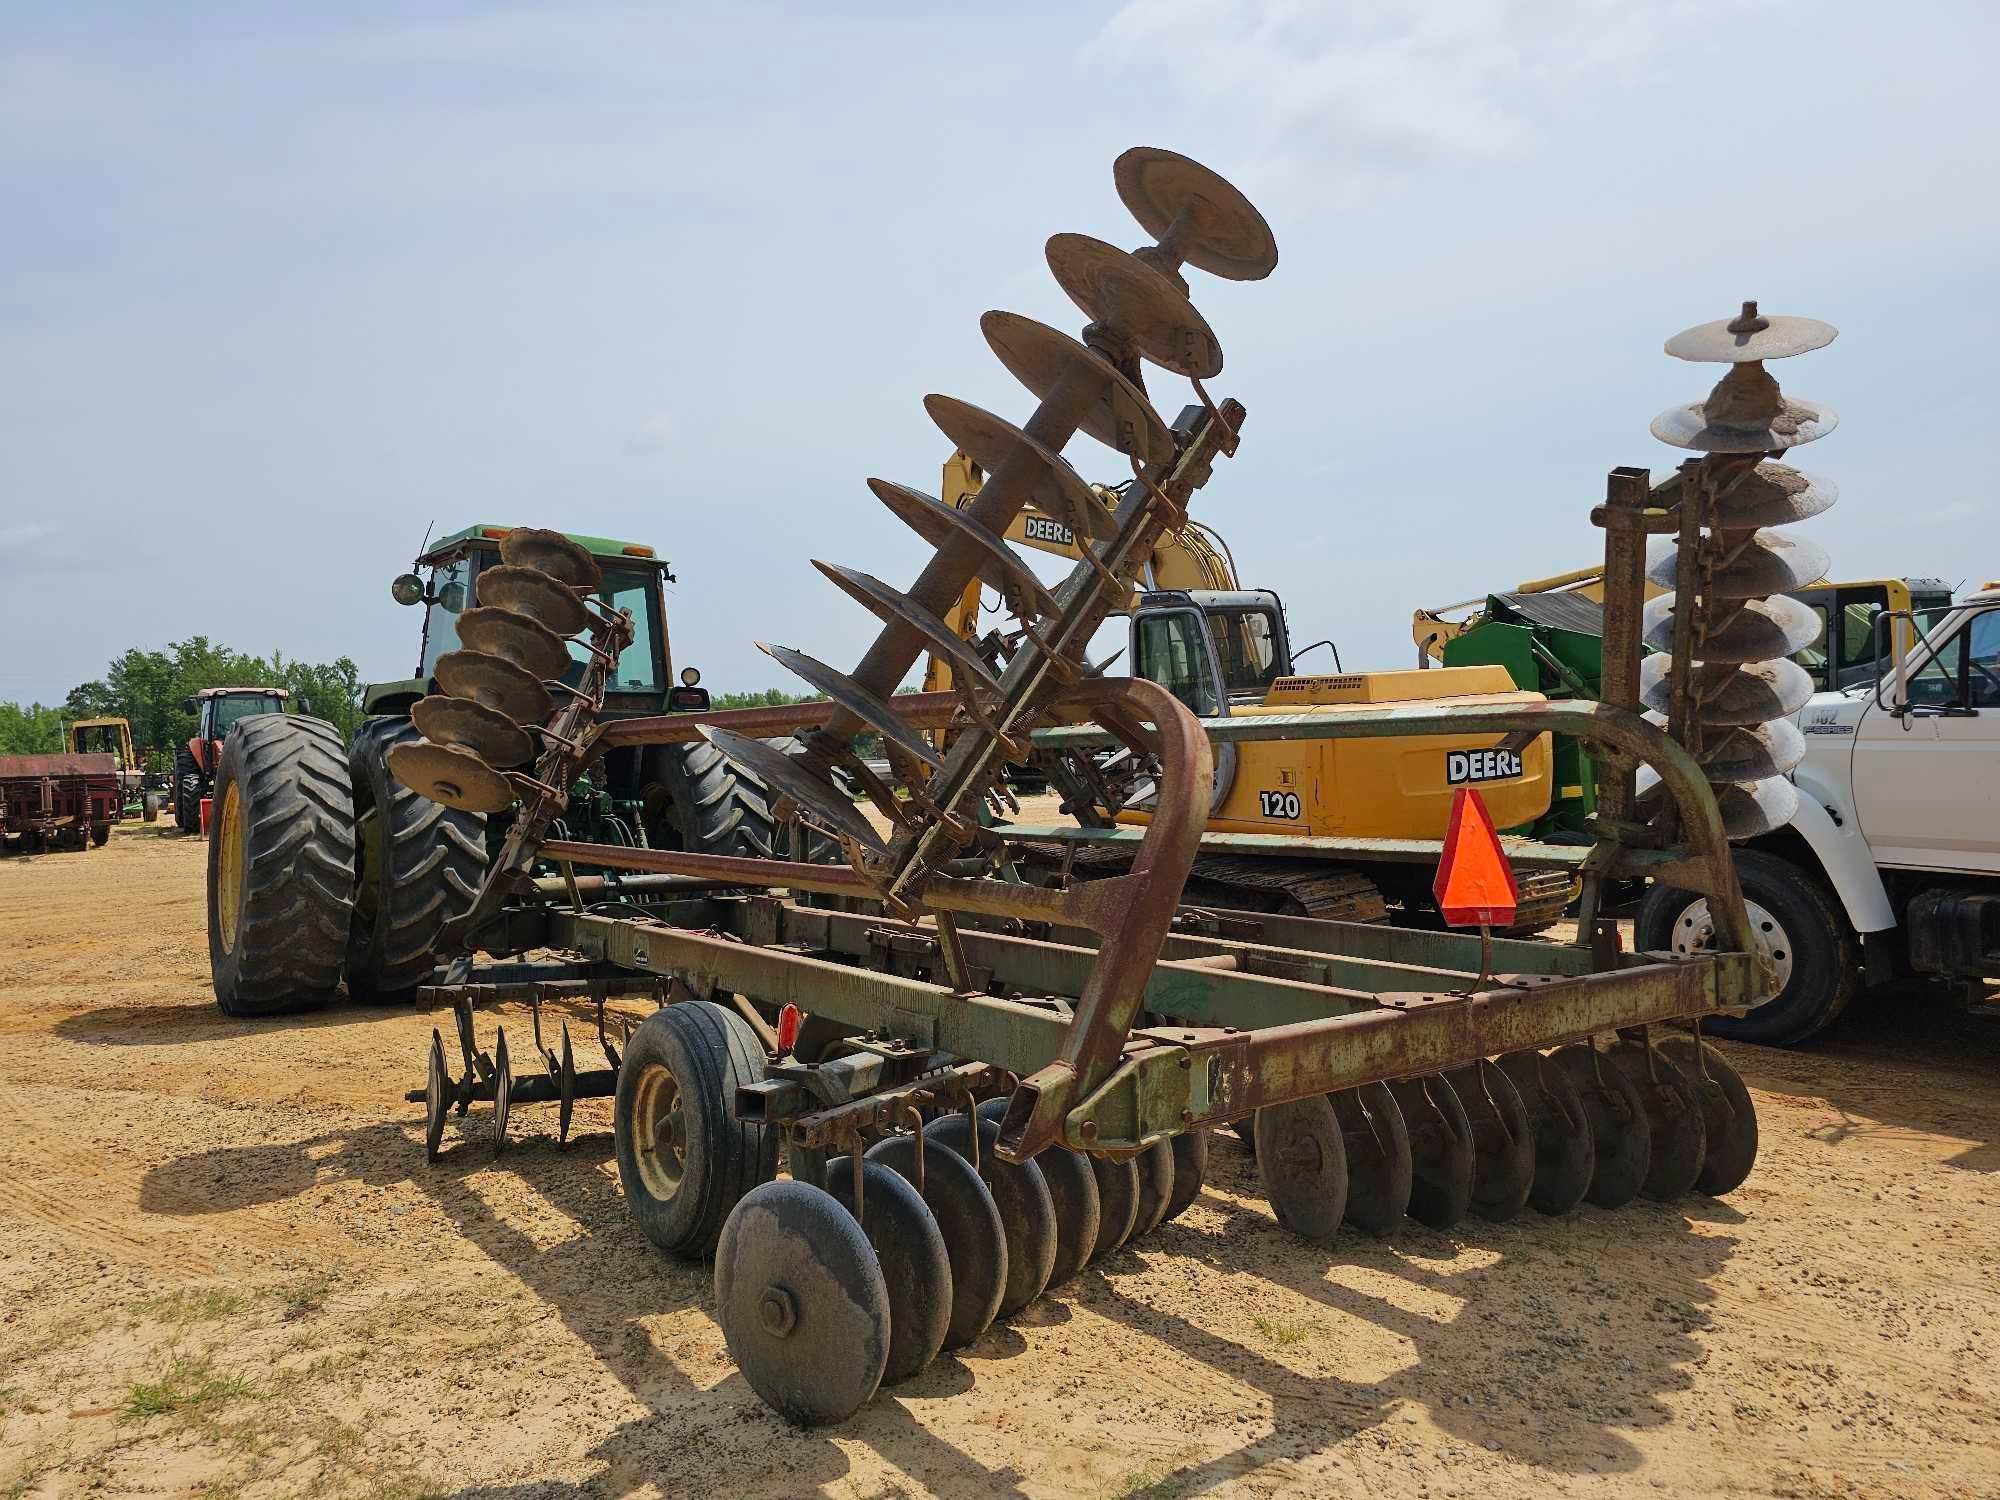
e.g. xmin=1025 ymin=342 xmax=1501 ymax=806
xmin=1494 ymin=1051 xmax=1594 ymax=1216
xmin=868 ymin=478 xmax=1062 ymax=620
xmin=1331 ymin=1083 xmax=1411 ymax=1236
xmin=476 ymin=564 xmax=589 ymax=636
xmin=1647 ymin=530 xmax=1829 ymax=597
xmin=1550 ymin=1044 xmax=1652 ymax=1209
xmin=864 ymin=1134 xmax=1006 ymax=1351
xmin=455 ymin=606 xmax=572 ymax=682
xmin=979 ymin=311 xmax=1172 ymax=461
xmin=1643 ymin=592 xmax=1822 ymax=662
xmin=1697 ymin=719 xmax=1806 ymax=782
xmin=1445 ymin=1060 xmax=1534 ymax=1223
xmin=1253 ymin=1095 xmax=1347 ymax=1243
xmin=1709 ymin=463 xmax=1837 ymax=530
xmin=1129 ymin=1137 xmax=1175 ymax=1241
xmin=812 ymin=561 xmax=1003 ymax=693
xmin=699 ymin=726 xmax=887 ymax=855
xmin=434 ymin=649 xmax=552 ymax=725
xmin=927 ymin=1113 xmax=1055 ymax=1317
xmin=924 ymin=394 xmax=1111 ymax=541
xmin=498 ymin=527 xmax=602 ymax=591
xmin=1664 ymin=306 xmax=1838 ymax=363
xmin=826 ymin=1159 xmax=952 ymax=1386
xmin=1652 ymin=1035 xmax=1758 ymax=1197
xmin=411 ymin=694 xmax=535 ymax=768
xmin=1651 ymin=395 xmax=1838 ymax=453
xmin=1045 ymin=233 xmax=1223 ymax=379
xmin=1113 ymin=146 xmax=1278 ymax=281
xmin=1387 ymin=1075 xmax=1473 ymax=1231
xmin=1607 ymin=1041 xmax=1707 ymax=1201
xmin=758 ymin=641 xmax=942 ymax=770
xmin=1086 ymin=1153 xmax=1140 ymax=1259
xmin=387 ymin=740 xmax=516 ymax=814
xmin=1639 ymin=655 xmax=1815 ymax=725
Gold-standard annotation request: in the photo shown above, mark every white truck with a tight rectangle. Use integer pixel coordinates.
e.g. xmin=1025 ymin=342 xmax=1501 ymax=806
xmin=1638 ymin=583 xmax=2000 ymax=1044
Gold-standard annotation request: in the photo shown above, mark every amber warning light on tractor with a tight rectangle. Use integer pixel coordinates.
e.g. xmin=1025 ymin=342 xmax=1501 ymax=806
xmin=1433 ymin=787 xmax=1519 ymax=929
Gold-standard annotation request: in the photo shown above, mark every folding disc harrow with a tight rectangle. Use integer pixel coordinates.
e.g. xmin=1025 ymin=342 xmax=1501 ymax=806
xmin=386 ymin=148 xmax=1805 ymax=1427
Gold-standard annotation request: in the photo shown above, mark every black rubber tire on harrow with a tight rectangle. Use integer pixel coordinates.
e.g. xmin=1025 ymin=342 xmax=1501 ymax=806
xmin=207 ymin=715 xmax=356 ymax=1017
xmin=345 ymin=716 xmax=488 ymax=1004
xmin=614 ymin=1000 xmax=778 ymax=1260
xmin=658 ymin=738 xmax=778 ymax=857
xmin=173 ymin=745 xmax=203 ymax=834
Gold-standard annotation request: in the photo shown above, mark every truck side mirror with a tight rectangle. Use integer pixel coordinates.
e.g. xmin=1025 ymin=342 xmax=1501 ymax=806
xmin=1871 ymin=610 xmax=1909 ymax=717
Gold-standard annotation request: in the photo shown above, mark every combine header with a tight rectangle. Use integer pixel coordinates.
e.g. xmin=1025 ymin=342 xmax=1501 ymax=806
xmin=373 ymin=148 xmax=1833 ymax=1424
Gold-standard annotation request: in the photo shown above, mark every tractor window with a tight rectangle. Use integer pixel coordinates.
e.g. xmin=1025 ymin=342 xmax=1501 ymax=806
xmin=420 ymin=556 xmax=471 ymax=678
xmin=213 ymin=696 xmax=281 ymax=733
xmin=567 ymin=569 xmax=662 ymax=693
xmin=1205 ymin=607 xmax=1282 ymax=698
xmin=1135 ymin=609 xmax=1222 ymax=717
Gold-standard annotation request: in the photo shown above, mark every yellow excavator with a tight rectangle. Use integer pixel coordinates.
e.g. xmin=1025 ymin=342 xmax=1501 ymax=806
xmin=930 ymin=452 xmax=1577 ymax=929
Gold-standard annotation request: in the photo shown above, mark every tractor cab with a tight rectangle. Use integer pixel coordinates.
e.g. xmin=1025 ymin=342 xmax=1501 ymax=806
xmin=190 ymin=688 xmax=289 ymax=745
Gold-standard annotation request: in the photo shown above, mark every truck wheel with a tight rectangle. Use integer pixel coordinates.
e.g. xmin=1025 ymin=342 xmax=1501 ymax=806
xmin=207 ymin=715 xmax=356 ymax=1017
xmin=614 ymin=1000 xmax=777 ymax=1259
xmin=346 ymin=716 xmax=487 ymax=1004
xmin=173 ymin=747 xmax=202 ymax=833
xmin=656 ymin=739 xmax=776 ymax=856
xmin=1635 ymin=849 xmax=1858 ymax=1046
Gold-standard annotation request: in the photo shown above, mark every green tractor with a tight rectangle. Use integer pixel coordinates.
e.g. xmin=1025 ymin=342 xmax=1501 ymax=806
xmin=206 ymin=525 xmax=773 ymax=1017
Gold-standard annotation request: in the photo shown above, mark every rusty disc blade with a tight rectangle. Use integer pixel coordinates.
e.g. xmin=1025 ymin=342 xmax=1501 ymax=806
xmin=1646 ymin=529 xmax=1829 ymax=597
xmin=812 ymin=561 xmax=1004 ymax=693
xmin=979 ymin=311 xmax=1171 ymax=462
xmin=867 ymin=478 xmax=1060 ymax=620
xmin=700 ymin=726 xmax=887 ymax=855
xmin=1696 ymin=719 xmax=1806 ymax=783
xmin=1639 ymin=655 xmax=1814 ymax=726
xmin=1643 ymin=592 xmax=1822 ymax=663
xmin=455 ymin=607 xmax=572 ymax=682
xmin=1114 ymin=146 xmax=1278 ymax=281
xmin=1636 ymin=772 xmax=1798 ymax=839
xmin=497 ymin=527 xmax=601 ymax=591
xmin=758 ymin=641 xmax=943 ymax=770
xmin=1709 ymin=462 xmax=1837 ymax=529
xmin=434 ymin=649 xmax=552 ymax=726
xmin=924 ymin=394 xmax=1110 ymax=542
xmin=476 ymin=564 xmax=589 ymax=636
xmin=387 ymin=740 xmax=517 ymax=814
xmin=1664 ymin=306 xmax=1837 ymax=363
xmin=1651 ymin=394 xmax=1838 ymax=453
xmin=1045 ymin=233 xmax=1223 ymax=379
xmin=412 ymin=694 xmax=536 ymax=768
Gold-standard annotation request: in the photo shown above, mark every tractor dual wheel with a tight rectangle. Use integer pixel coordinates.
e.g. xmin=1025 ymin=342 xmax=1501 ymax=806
xmin=346 ymin=716 xmax=487 ymax=1004
xmin=207 ymin=715 xmax=356 ymax=1017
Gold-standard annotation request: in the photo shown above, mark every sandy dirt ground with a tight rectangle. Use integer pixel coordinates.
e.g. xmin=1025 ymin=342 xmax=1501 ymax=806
xmin=2 ymin=820 xmax=1998 ymax=1499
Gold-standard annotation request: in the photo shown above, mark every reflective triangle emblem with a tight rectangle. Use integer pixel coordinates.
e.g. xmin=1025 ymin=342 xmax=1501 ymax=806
xmin=1433 ymin=786 xmax=1519 ymax=929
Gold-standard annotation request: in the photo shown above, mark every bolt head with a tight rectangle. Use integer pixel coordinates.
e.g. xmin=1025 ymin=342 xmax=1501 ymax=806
xmin=757 ymin=1286 xmax=798 ymax=1338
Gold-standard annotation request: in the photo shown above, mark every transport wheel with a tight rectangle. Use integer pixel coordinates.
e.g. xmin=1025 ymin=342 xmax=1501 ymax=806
xmin=1447 ymin=1060 xmax=1536 ymax=1223
xmin=977 ymin=1098 xmax=1100 ymax=1288
xmin=927 ymin=1112 xmax=1056 ymax=1318
xmin=1087 ymin=1154 xmax=1141 ymax=1261
xmin=1129 ymin=1139 xmax=1176 ymax=1241
xmin=714 ymin=1180 xmax=889 ymax=1425
xmin=1496 ymin=1051 xmax=1595 ymax=1215
xmin=866 ymin=1132 xmax=1007 ymax=1349
xmin=1608 ymin=1040 xmax=1708 ymax=1202
xmin=1550 ymin=1044 xmax=1653 ymax=1208
xmin=1163 ymin=1129 xmax=1210 ymax=1224
xmin=346 ymin=716 xmax=486 ymax=1003
xmin=1654 ymin=1034 xmax=1759 ymax=1196
xmin=1253 ymin=1095 xmax=1348 ymax=1244
xmin=173 ymin=747 xmax=202 ymax=833
xmin=142 ymin=792 xmax=161 ymax=823
xmin=207 ymin=715 xmax=355 ymax=1017
xmin=614 ymin=1001 xmax=777 ymax=1260
xmin=1635 ymin=850 xmax=1858 ymax=1046
xmin=827 ymin=1159 xmax=953 ymax=1385
xmin=90 ymin=822 xmax=109 ymax=847
xmin=1332 ymin=1083 xmax=1412 ymax=1235
xmin=1390 ymin=1074 xmax=1475 ymax=1230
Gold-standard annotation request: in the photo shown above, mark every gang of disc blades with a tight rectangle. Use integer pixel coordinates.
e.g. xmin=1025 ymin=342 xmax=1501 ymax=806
xmin=868 ymin=478 xmax=1062 ymax=620
xmin=1651 ymin=394 xmax=1838 ymax=453
xmin=1652 ymin=1035 xmax=1759 ymax=1197
xmin=1639 ymin=655 xmax=1815 ymax=726
xmin=699 ymin=726 xmax=887 ymax=855
xmin=386 ymin=740 xmax=517 ymax=814
xmin=1709 ymin=463 xmax=1837 ymax=529
xmin=433 ymin=649 xmax=552 ymax=726
xmin=411 ymin=693 xmax=536 ymax=768
xmin=1045 ymin=233 xmax=1224 ymax=379
xmin=812 ymin=560 xmax=1005 ymax=693
xmin=1113 ymin=146 xmax=1278 ymax=281
xmin=1664 ymin=305 xmax=1838 ymax=363
xmin=758 ymin=641 xmax=943 ymax=769
xmin=476 ymin=564 xmax=589 ymax=636
xmin=498 ymin=527 xmax=602 ymax=591
xmin=455 ymin=606 xmax=572 ymax=682
xmin=979 ymin=311 xmax=1172 ymax=461
xmin=1646 ymin=530 xmax=1830 ymax=597
xmin=1642 ymin=592 xmax=1822 ymax=662
xmin=924 ymin=394 xmax=1110 ymax=542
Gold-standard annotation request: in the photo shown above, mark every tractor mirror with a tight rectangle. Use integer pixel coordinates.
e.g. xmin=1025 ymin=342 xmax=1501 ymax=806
xmin=437 ymin=580 xmax=467 ymax=613
xmin=391 ymin=572 xmax=425 ymax=607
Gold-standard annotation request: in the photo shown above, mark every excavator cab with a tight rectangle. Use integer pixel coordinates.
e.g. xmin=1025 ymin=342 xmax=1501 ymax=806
xmin=1130 ymin=589 xmax=1293 ymax=714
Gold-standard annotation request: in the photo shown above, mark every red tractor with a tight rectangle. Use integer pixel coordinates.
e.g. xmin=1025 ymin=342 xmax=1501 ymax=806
xmin=174 ymin=687 xmax=290 ymax=833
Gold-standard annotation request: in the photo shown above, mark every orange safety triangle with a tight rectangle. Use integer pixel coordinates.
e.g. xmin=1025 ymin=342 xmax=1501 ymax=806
xmin=1432 ymin=786 xmax=1520 ymax=929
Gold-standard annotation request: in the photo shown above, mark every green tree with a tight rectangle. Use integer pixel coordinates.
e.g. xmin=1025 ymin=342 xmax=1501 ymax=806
xmin=0 ymin=702 xmax=66 ymax=755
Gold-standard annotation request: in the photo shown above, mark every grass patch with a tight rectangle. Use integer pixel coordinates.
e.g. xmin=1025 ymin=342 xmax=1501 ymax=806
xmin=1251 ymin=1314 xmax=1311 ymax=1346
xmin=269 ymin=1272 xmax=337 ymax=1321
xmin=1114 ymin=1471 xmax=1190 ymax=1500
xmin=130 ymin=1287 xmax=249 ymax=1327
xmin=120 ymin=1354 xmax=258 ymax=1422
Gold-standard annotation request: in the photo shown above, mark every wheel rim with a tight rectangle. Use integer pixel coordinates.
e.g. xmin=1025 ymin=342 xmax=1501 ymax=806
xmin=216 ymin=782 xmax=245 ymax=951
xmin=631 ymin=1063 xmax=689 ymax=1201
xmin=1668 ymin=895 xmax=1795 ymax=991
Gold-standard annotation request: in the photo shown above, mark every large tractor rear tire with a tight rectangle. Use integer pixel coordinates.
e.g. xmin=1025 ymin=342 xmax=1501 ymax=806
xmin=346 ymin=716 xmax=487 ymax=1004
xmin=207 ymin=715 xmax=355 ymax=1017
xmin=658 ymin=739 xmax=776 ymax=857
xmin=173 ymin=747 xmax=202 ymax=834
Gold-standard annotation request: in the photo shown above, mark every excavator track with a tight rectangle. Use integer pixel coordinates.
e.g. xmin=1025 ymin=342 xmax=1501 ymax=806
xmin=1180 ymin=855 xmax=1390 ymax=923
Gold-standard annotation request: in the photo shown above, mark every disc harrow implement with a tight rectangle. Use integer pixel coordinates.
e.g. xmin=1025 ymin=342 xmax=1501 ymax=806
xmin=386 ymin=147 xmax=1793 ymax=1426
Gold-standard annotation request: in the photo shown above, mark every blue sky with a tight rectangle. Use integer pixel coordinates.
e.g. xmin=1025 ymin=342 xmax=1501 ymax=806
xmin=3 ymin=1 xmax=1995 ymax=705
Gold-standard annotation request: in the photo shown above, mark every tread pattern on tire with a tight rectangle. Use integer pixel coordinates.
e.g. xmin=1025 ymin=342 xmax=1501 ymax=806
xmin=346 ymin=716 xmax=486 ymax=1002
xmin=173 ymin=746 xmax=202 ymax=833
xmin=208 ymin=715 xmax=355 ymax=1017
xmin=659 ymin=740 xmax=775 ymax=857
